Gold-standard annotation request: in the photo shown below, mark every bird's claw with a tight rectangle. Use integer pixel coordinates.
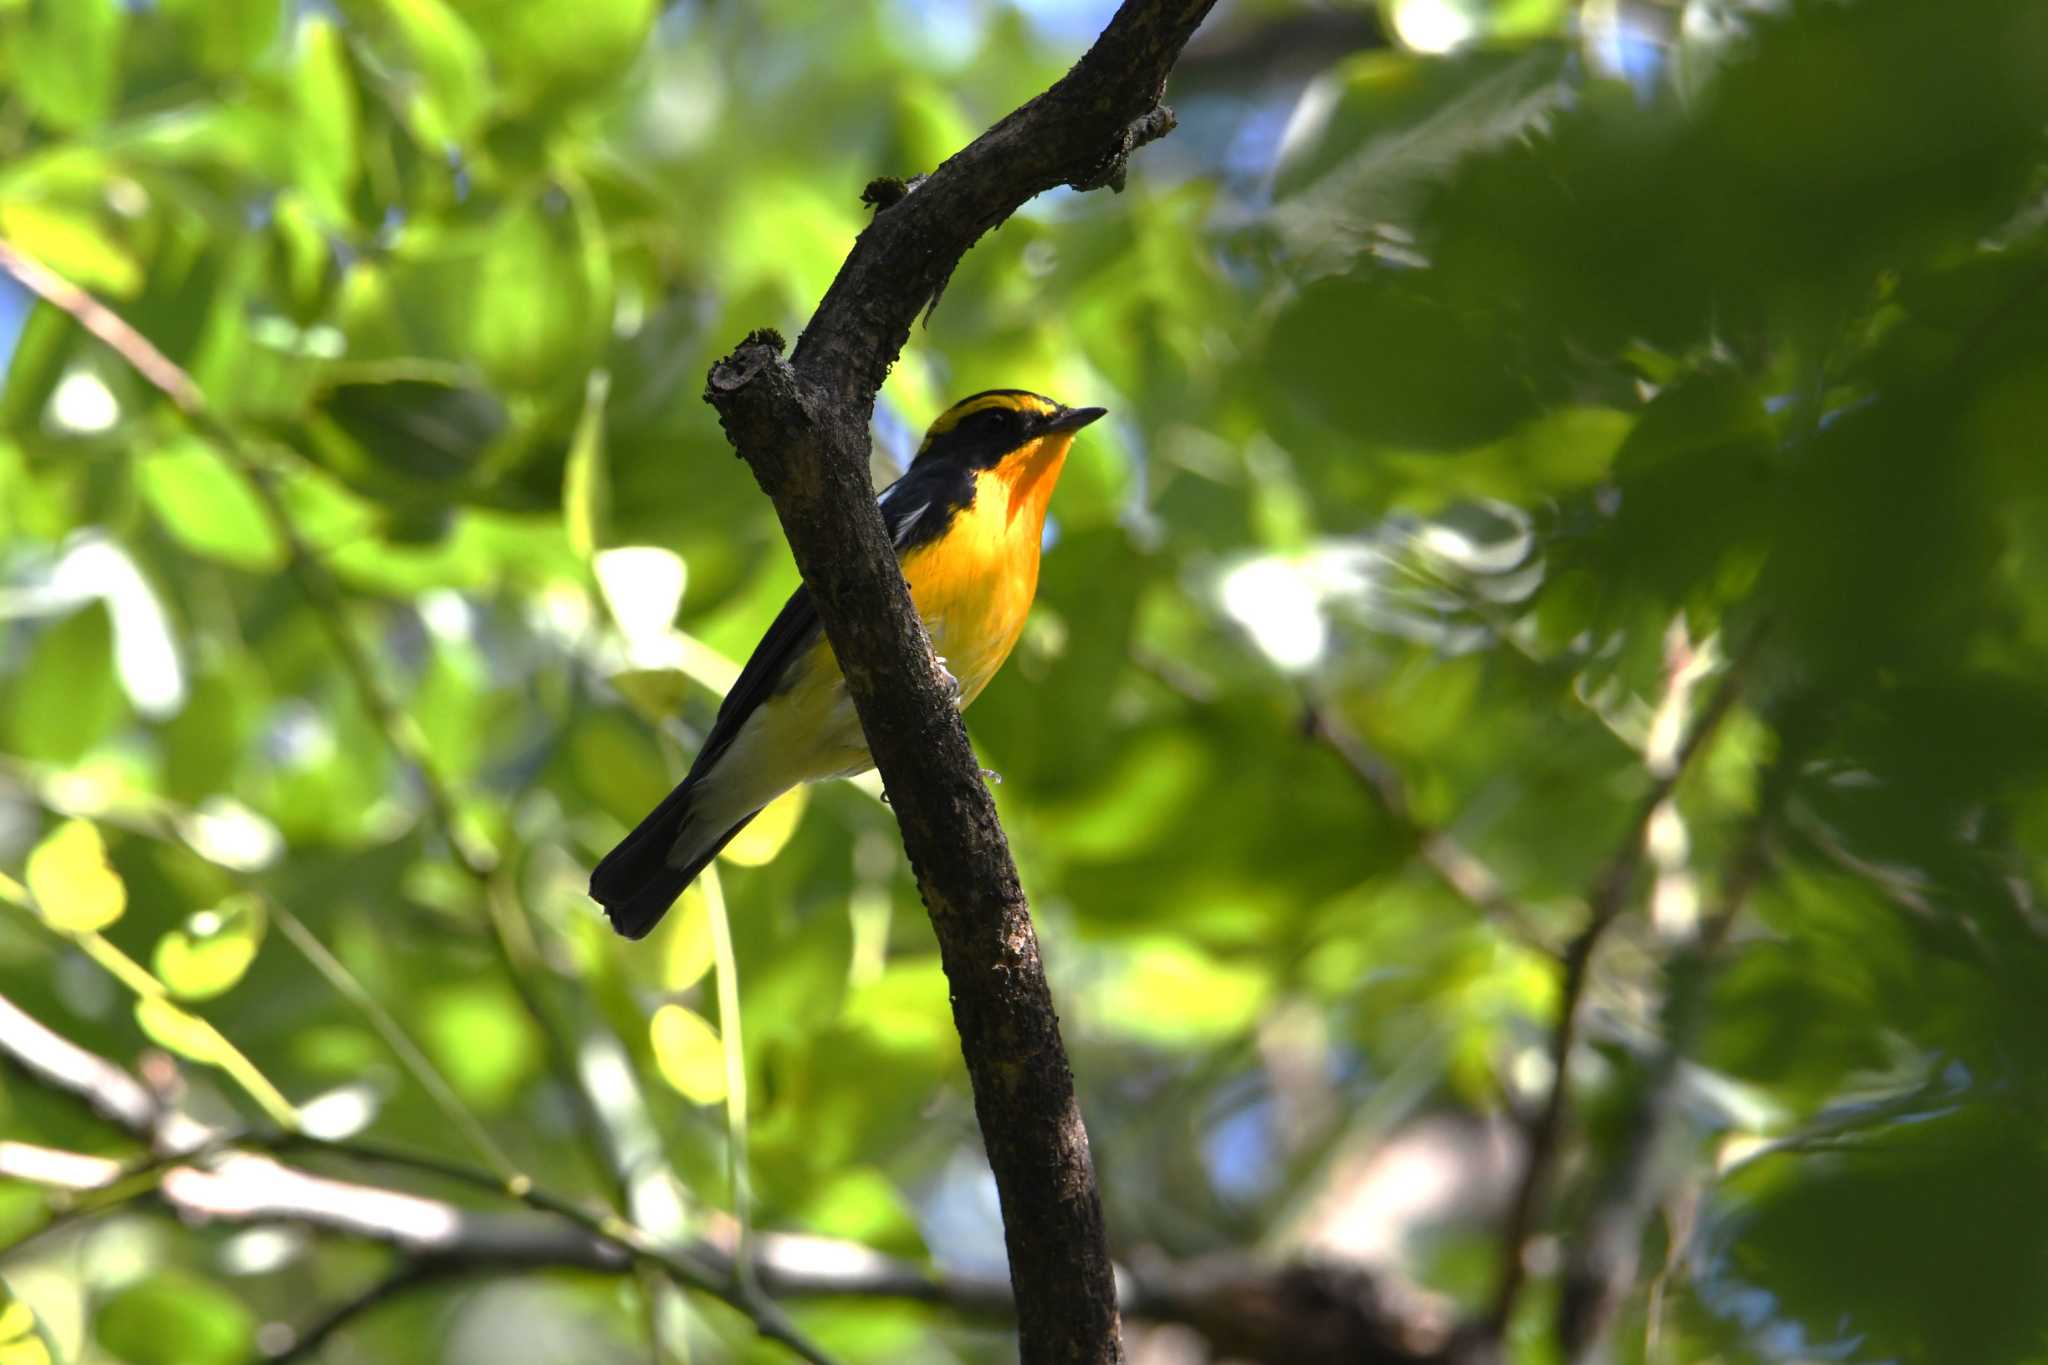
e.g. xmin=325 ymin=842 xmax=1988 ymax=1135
xmin=934 ymin=655 xmax=964 ymax=707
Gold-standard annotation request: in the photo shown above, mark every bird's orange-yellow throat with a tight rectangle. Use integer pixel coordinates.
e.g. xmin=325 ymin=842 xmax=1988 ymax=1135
xmin=590 ymin=390 xmax=1105 ymax=938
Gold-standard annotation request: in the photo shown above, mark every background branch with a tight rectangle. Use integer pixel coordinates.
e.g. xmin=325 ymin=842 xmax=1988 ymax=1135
xmin=0 ymin=1003 xmax=1459 ymax=1364
xmin=0 ymin=219 xmax=662 ymax=1333
xmin=1486 ymin=639 xmax=1749 ymax=1337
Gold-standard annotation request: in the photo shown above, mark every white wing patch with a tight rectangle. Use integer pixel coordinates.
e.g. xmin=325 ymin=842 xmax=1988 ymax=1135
xmin=880 ymin=482 xmax=930 ymax=546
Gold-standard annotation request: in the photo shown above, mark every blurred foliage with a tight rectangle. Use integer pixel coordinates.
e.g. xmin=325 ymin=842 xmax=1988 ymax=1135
xmin=1 ymin=0 xmax=2046 ymax=1362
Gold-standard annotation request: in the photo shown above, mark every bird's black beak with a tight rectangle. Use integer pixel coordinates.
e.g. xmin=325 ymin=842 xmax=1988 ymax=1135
xmin=1040 ymin=405 xmax=1107 ymax=435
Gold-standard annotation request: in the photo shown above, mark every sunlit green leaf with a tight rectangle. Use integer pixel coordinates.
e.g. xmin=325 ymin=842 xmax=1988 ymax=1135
xmin=136 ymin=440 xmax=288 ymax=571
xmin=1081 ymin=938 xmax=1270 ymax=1046
xmin=373 ymin=0 xmax=491 ymax=149
xmin=419 ymin=980 xmax=540 ymax=1110
xmin=94 ymin=1270 xmax=254 ymax=1365
xmin=152 ymin=895 xmax=266 ymax=1001
xmin=721 ymin=786 xmax=806 ymax=869
xmin=133 ymin=996 xmax=228 ymax=1066
xmin=659 ymin=885 xmax=715 ymax=992
xmin=6 ymin=0 xmax=122 ymax=131
xmin=291 ymin=16 xmax=362 ymax=223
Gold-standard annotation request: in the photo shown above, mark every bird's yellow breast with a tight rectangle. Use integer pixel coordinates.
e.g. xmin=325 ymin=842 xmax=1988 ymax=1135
xmin=732 ymin=432 xmax=1074 ymax=794
xmin=899 ymin=471 xmax=1044 ymax=706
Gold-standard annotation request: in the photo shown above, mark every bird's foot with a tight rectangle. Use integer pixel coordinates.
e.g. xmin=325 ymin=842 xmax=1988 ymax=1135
xmin=934 ymin=655 xmax=964 ymax=708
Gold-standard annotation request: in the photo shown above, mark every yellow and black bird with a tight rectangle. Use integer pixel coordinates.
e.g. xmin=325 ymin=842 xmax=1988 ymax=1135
xmin=590 ymin=389 xmax=1105 ymax=939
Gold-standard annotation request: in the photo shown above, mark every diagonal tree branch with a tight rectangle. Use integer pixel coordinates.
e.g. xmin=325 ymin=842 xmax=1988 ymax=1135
xmin=703 ymin=4 xmax=1217 ymax=1361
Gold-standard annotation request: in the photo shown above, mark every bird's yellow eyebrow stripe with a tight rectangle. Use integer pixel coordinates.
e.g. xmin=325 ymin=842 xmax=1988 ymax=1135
xmin=923 ymin=390 xmax=1056 ymax=438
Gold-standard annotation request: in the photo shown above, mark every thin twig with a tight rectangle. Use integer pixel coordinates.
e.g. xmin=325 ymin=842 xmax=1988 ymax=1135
xmin=266 ymin=1259 xmax=470 ymax=1363
xmin=1486 ymin=651 xmax=1749 ymax=1333
xmin=700 ymin=863 xmax=758 ymax=1300
xmin=270 ymin=905 xmax=520 ymax=1182
xmin=1300 ymin=695 xmax=1555 ymax=956
xmin=1555 ymin=769 xmax=1784 ymax=1361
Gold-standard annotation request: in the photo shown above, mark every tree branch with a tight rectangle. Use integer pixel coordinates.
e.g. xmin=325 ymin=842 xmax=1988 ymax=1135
xmin=702 ymin=4 xmax=1217 ymax=1361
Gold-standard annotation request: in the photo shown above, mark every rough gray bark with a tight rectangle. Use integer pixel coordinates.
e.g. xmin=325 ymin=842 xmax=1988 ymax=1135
xmin=702 ymin=3 xmax=1218 ymax=1360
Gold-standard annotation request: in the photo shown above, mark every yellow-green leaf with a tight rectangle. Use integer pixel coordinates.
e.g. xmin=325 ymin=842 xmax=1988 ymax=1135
xmin=660 ymin=886 xmax=713 ymax=992
xmin=25 ymin=819 xmax=125 ymax=933
xmin=0 ymin=1333 xmax=52 ymax=1365
xmin=0 ymin=1299 xmax=34 ymax=1342
xmin=136 ymin=440 xmax=287 ymax=571
xmin=721 ymin=786 xmax=806 ymax=868
xmin=134 ymin=996 xmax=227 ymax=1066
xmin=0 ymin=199 xmax=142 ymax=297
xmin=152 ymin=895 xmax=265 ymax=1001
xmin=649 ymin=1002 xmax=726 ymax=1105
xmin=291 ymin=17 xmax=361 ymax=224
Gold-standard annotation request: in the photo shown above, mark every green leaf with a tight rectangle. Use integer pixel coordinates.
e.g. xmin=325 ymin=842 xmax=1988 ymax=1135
xmin=5 ymin=602 xmax=124 ymax=763
xmin=136 ymin=439 xmax=288 ymax=571
xmin=0 ymin=300 xmax=78 ymax=433
xmin=462 ymin=0 xmax=656 ymax=114
xmin=650 ymin=1002 xmax=726 ymax=1104
xmin=290 ymin=16 xmax=362 ymax=223
xmin=161 ymin=0 xmax=283 ymax=74
xmin=1265 ymin=269 xmax=1559 ymax=450
xmin=1081 ymin=938 xmax=1270 ymax=1046
xmin=419 ymin=980 xmax=540 ymax=1110
xmin=6 ymin=0 xmax=122 ymax=132
xmin=94 ymin=1271 xmax=254 ymax=1365
xmin=306 ymin=377 xmax=511 ymax=490
xmin=152 ymin=895 xmax=265 ymax=1001
xmin=0 ymin=1294 xmax=53 ymax=1365
xmin=471 ymin=200 xmax=596 ymax=389
xmin=373 ymin=0 xmax=490 ymax=150
xmin=1718 ymin=1105 xmax=2048 ymax=1364
xmin=25 ymin=819 xmax=125 ymax=933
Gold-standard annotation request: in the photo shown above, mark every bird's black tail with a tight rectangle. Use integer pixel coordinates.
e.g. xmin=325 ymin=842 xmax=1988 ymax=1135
xmin=589 ymin=780 xmax=759 ymax=940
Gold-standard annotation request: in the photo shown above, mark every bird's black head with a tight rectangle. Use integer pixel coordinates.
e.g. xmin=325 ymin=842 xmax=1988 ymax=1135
xmin=911 ymin=390 xmax=1106 ymax=470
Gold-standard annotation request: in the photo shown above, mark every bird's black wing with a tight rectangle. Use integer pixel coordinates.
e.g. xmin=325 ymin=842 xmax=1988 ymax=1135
xmin=683 ymin=458 xmax=975 ymax=780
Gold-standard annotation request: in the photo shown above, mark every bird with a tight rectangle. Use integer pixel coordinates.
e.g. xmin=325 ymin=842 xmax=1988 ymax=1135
xmin=590 ymin=389 xmax=1106 ymax=939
